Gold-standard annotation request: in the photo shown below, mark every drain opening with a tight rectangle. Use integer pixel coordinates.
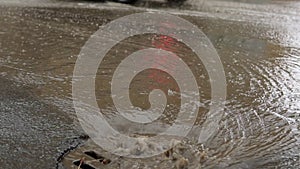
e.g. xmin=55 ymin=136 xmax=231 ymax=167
xmin=73 ymin=160 xmax=96 ymax=169
xmin=84 ymin=151 xmax=111 ymax=165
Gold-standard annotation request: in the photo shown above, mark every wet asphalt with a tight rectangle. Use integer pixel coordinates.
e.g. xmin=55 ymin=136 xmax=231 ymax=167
xmin=0 ymin=0 xmax=300 ymax=168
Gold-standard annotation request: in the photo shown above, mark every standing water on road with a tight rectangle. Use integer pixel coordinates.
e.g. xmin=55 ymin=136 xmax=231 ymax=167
xmin=0 ymin=0 xmax=299 ymax=168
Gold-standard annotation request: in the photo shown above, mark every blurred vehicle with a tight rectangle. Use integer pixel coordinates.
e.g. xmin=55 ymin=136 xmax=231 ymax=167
xmin=112 ymin=0 xmax=187 ymax=4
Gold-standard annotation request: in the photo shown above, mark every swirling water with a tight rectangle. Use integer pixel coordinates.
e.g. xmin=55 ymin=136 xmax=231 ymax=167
xmin=0 ymin=0 xmax=299 ymax=168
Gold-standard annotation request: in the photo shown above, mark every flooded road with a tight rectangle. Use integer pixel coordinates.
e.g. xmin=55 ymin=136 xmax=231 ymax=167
xmin=0 ymin=0 xmax=299 ymax=168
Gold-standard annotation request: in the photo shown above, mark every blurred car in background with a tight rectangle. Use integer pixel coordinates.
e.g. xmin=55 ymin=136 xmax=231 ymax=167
xmin=113 ymin=0 xmax=187 ymax=4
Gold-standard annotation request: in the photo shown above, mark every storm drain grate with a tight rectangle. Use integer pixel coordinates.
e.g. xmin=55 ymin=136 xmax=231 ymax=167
xmin=72 ymin=151 xmax=112 ymax=169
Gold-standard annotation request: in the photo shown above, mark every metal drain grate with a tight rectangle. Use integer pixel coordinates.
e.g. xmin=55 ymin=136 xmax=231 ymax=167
xmin=71 ymin=150 xmax=112 ymax=169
